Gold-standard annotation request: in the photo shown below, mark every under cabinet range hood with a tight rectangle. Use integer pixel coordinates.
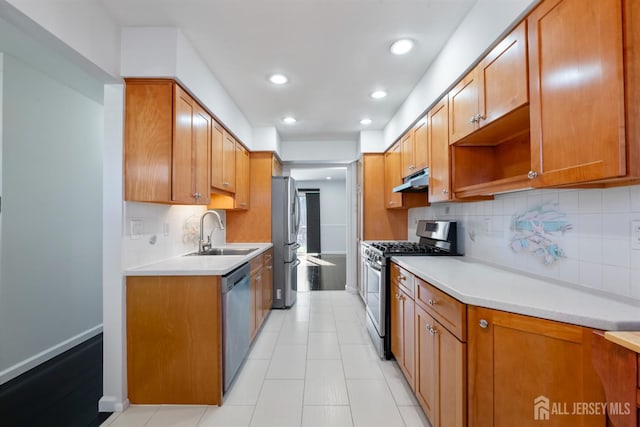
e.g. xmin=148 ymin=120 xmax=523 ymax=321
xmin=393 ymin=168 xmax=429 ymax=193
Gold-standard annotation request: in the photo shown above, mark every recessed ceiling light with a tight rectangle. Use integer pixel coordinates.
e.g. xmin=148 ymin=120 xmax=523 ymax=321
xmin=370 ymin=90 xmax=387 ymax=99
xmin=282 ymin=116 xmax=297 ymax=124
xmin=360 ymin=118 xmax=372 ymax=125
xmin=326 ymin=176 xmax=332 ymax=180
xmin=390 ymin=39 xmax=414 ymax=55
xmin=269 ymin=73 xmax=288 ymax=85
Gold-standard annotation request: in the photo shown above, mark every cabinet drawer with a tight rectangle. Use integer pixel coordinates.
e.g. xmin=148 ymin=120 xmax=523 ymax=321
xmin=250 ymin=253 xmax=264 ymax=273
xmin=415 ymin=277 xmax=466 ymax=341
xmin=391 ymin=263 xmax=414 ymax=298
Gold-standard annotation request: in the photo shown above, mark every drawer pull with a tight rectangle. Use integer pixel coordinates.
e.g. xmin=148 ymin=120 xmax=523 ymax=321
xmin=428 ymin=298 xmax=438 ymax=307
xmin=395 ymin=293 xmax=401 ymax=299
xmin=426 ymin=324 xmax=438 ymax=335
xmin=398 ymin=275 xmax=407 ymax=281
xmin=479 ymin=319 xmax=489 ymax=329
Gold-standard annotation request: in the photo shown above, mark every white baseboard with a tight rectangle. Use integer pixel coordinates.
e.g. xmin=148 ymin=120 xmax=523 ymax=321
xmin=99 ymin=396 xmax=130 ymax=413
xmin=0 ymin=324 xmax=103 ymax=385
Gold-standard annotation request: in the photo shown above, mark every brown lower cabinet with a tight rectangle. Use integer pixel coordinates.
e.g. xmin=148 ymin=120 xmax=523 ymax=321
xmin=390 ymin=262 xmax=608 ymax=427
xmin=250 ymin=248 xmax=274 ymax=342
xmin=126 ymin=250 xmax=273 ymax=405
xmin=468 ymin=306 xmax=605 ymax=426
xmin=126 ymin=275 xmax=222 ymax=405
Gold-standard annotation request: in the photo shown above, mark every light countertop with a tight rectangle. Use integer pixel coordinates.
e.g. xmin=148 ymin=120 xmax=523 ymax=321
xmin=124 ymin=243 xmax=273 ymax=276
xmin=391 ymin=256 xmax=640 ymax=331
xmin=604 ymin=331 xmax=640 ymax=353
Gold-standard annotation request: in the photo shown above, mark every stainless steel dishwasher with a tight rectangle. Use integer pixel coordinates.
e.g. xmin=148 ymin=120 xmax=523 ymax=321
xmin=221 ymin=263 xmax=250 ymax=392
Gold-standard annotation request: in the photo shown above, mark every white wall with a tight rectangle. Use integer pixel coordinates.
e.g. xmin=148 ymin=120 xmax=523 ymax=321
xmin=281 ymin=139 xmax=358 ymax=163
xmin=299 ymin=180 xmax=347 ymax=254
xmin=120 ymin=27 xmax=253 ymax=147
xmin=359 ymin=130 xmax=385 ymax=154
xmin=384 ymin=0 xmax=538 ymax=147
xmin=408 ymin=186 xmax=640 ymax=301
xmin=0 ymin=53 xmax=104 ymax=384
xmin=253 ymin=126 xmax=281 ymax=153
xmin=122 ymin=203 xmax=225 ymax=269
xmin=4 ymin=0 xmax=120 ymax=78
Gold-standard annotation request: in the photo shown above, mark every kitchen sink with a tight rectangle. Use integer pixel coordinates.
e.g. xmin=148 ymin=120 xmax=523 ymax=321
xmin=186 ymin=248 xmax=258 ymax=256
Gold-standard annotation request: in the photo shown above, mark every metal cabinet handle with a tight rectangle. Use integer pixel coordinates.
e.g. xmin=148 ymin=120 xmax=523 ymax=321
xmin=527 ymin=170 xmax=538 ymax=180
xmin=479 ymin=319 xmax=489 ymax=329
xmin=442 ymin=189 xmax=448 ymax=195
xmin=389 ymin=201 xmax=396 ymax=205
xmin=428 ymin=299 xmax=438 ymax=307
xmin=426 ymin=324 xmax=438 ymax=335
xmin=470 ymin=116 xmax=477 ymax=124
xmin=240 ymin=202 xmax=247 ymax=206
xmin=223 ymin=181 xmax=230 ymax=186
xmin=193 ymin=192 xmax=201 ymax=199
xmin=266 ymin=266 xmax=272 ymax=270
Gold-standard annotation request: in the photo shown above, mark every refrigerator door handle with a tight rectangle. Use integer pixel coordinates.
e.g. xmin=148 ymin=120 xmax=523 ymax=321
xmin=294 ymin=192 xmax=301 ymax=236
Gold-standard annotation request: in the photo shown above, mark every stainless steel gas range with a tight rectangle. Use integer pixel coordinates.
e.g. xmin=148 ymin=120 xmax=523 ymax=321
xmin=361 ymin=220 xmax=460 ymax=359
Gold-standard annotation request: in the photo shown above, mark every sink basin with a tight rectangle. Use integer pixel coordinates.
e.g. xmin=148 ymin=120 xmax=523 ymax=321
xmin=186 ymin=248 xmax=258 ymax=256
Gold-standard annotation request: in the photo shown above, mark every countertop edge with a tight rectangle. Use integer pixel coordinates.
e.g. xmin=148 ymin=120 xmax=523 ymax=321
xmin=124 ymin=243 xmax=274 ymax=277
xmin=604 ymin=331 xmax=640 ymax=354
xmin=391 ymin=256 xmax=640 ymax=331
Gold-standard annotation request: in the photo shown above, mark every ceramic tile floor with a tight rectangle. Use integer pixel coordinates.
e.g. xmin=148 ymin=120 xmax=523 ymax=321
xmin=100 ymin=291 xmax=431 ymax=427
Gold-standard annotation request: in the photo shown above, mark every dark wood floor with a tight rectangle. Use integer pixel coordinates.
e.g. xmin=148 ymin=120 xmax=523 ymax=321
xmin=297 ymin=253 xmax=347 ymax=291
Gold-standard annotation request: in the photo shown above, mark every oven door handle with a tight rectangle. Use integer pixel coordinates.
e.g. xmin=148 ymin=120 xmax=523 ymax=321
xmin=366 ymin=259 xmax=383 ymax=272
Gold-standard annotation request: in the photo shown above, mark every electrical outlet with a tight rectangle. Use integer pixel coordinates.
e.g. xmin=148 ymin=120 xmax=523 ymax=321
xmin=632 ymin=220 xmax=640 ymax=250
xmin=163 ymin=222 xmax=170 ymax=236
xmin=130 ymin=219 xmax=143 ymax=240
xmin=483 ymin=217 xmax=491 ymax=234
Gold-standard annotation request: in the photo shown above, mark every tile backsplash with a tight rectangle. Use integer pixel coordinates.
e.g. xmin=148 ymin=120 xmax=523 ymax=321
xmin=408 ymin=185 xmax=640 ymax=301
xmin=123 ymin=202 xmax=226 ymax=269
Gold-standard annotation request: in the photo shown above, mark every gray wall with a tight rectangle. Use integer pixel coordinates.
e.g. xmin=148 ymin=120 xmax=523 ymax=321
xmin=0 ymin=52 xmax=104 ymax=384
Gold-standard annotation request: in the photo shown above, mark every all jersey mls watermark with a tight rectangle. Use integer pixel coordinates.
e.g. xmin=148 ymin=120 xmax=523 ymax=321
xmin=534 ymin=395 xmax=632 ymax=420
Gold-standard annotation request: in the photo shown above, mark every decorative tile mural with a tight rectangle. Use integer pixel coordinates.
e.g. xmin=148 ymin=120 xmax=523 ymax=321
xmin=510 ymin=203 xmax=572 ymax=265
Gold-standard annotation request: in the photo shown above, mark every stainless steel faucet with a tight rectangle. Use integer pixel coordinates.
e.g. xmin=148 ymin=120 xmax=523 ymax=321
xmin=199 ymin=210 xmax=225 ymax=253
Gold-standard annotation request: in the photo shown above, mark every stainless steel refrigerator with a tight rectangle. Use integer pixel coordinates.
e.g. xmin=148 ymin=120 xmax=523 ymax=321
xmin=271 ymin=176 xmax=300 ymax=308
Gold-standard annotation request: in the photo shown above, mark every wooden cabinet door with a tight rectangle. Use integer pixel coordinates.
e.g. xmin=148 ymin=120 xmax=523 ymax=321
xmin=448 ymin=68 xmax=479 ymax=144
xmin=250 ymin=268 xmax=259 ymax=341
xmin=211 ymin=121 xmax=224 ymax=190
xmin=401 ymin=289 xmax=415 ymax=389
xmin=438 ymin=321 xmax=466 ymax=427
xmin=428 ymin=98 xmax=451 ymax=203
xmin=413 ymin=118 xmax=429 ymax=172
xmin=234 ymin=143 xmax=250 ymax=209
xmin=192 ymin=104 xmax=211 ymax=205
xmin=263 ymin=251 xmax=273 ymax=312
xmin=173 ymin=85 xmax=195 ymax=203
xmin=415 ymin=304 xmax=439 ymax=426
xmin=478 ymin=21 xmax=528 ymax=127
xmin=401 ymin=131 xmax=415 ymax=178
xmin=528 ymin=0 xmax=626 ymax=186
xmin=384 ymin=142 xmax=403 ymax=208
xmin=222 ymin=131 xmax=236 ymax=193
xmin=468 ymin=306 xmax=605 ymax=427
xmin=391 ymin=282 xmax=404 ymax=371
xmin=255 ymin=268 xmax=264 ymax=328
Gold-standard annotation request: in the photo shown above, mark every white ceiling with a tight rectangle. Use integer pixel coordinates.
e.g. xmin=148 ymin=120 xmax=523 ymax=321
xmin=290 ymin=167 xmax=347 ymax=182
xmin=101 ymin=0 xmax=477 ymax=140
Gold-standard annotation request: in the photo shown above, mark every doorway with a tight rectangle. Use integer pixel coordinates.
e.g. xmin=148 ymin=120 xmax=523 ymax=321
xmin=297 ymin=188 xmax=321 ymax=254
xmin=289 ymin=167 xmax=348 ymax=291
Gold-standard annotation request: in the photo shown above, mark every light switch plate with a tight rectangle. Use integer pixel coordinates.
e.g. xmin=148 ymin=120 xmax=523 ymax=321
xmin=130 ymin=219 xmax=143 ymax=240
xmin=632 ymin=220 xmax=640 ymax=250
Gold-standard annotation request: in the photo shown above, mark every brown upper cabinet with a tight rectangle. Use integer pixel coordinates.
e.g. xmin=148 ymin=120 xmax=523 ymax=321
xmin=234 ymin=142 xmax=250 ymax=210
xmin=384 ymin=142 xmax=404 ymax=209
xmin=428 ymin=97 xmax=451 ymax=203
xmin=125 ymin=79 xmax=211 ymax=205
xmin=401 ymin=117 xmax=429 ymax=178
xmin=449 ymin=21 xmax=528 ymax=146
xmin=528 ymin=0 xmax=627 ymax=187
